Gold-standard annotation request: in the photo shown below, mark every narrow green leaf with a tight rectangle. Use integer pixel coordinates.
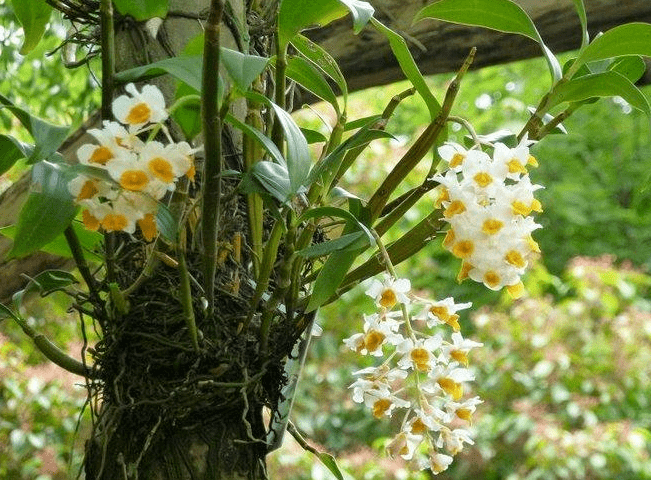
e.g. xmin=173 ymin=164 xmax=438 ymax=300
xmin=250 ymin=161 xmax=292 ymax=203
xmin=291 ymin=34 xmax=348 ymax=107
xmin=343 ymin=114 xmax=382 ymax=131
xmin=9 ymin=161 xmax=77 ymax=259
xmin=370 ymin=18 xmax=441 ymax=119
xmin=278 ymin=0 xmax=348 ymax=48
xmin=608 ymin=56 xmax=647 ymax=84
xmin=548 ymin=71 xmax=651 ymax=119
xmin=172 ymin=86 xmax=202 ymax=140
xmin=298 ymin=206 xmax=375 ymax=244
xmin=0 ymin=94 xmax=69 ymax=164
xmin=156 ymin=203 xmax=177 ymax=242
xmin=309 ymin=125 xmax=394 ymax=190
xmin=245 ymin=92 xmax=311 ymax=194
xmin=11 ymin=0 xmax=53 ymax=54
xmin=572 ymin=23 xmax=651 ymax=75
xmin=0 ymin=222 xmax=103 ymax=261
xmin=12 ymin=270 xmax=77 ymax=312
xmin=317 ymin=452 xmax=346 ymax=480
xmin=415 ymin=0 xmax=539 ymax=41
xmin=414 ymin=0 xmax=562 ymax=83
xmin=0 ymin=302 xmax=20 ymax=322
xmin=301 ymin=128 xmax=328 ymax=144
xmin=225 ymin=112 xmax=286 ymax=166
xmin=286 ymin=56 xmax=340 ymax=115
xmin=114 ymin=55 xmax=203 ymax=92
xmin=113 ymin=0 xmax=169 ymax=21
xmin=297 ymin=231 xmax=366 ymax=259
xmin=0 ymin=135 xmax=32 ymax=176
xmin=306 ymin=247 xmax=358 ymax=312
xmin=220 ymin=48 xmax=269 ymax=92
xmin=571 ymin=0 xmax=589 ymax=48
xmin=336 ymin=0 xmax=374 ymax=33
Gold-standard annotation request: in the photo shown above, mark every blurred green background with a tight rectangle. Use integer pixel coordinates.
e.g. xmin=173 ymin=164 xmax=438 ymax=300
xmin=2 ymin=6 xmax=651 ymax=480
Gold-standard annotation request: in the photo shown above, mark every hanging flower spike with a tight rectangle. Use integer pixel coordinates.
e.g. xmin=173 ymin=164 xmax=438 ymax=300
xmin=365 ymin=275 xmax=411 ymax=309
xmin=112 ymin=83 xmax=168 ymax=132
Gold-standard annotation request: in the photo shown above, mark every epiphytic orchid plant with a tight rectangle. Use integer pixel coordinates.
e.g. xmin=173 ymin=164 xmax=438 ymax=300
xmin=1 ymin=0 xmax=650 ymax=477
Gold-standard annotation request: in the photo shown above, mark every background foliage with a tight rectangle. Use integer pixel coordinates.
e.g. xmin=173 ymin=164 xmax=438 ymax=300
xmin=1 ymin=2 xmax=651 ymax=477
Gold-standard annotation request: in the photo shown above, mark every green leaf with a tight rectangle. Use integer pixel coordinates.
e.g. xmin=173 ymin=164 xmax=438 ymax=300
xmin=0 ymin=222 xmax=103 ymax=261
xmin=291 ymin=34 xmax=348 ymax=107
xmin=571 ymin=0 xmax=589 ymax=49
xmin=336 ymin=0 xmax=374 ymax=33
xmin=245 ymin=92 xmax=311 ymax=194
xmin=220 ymin=48 xmax=270 ymax=92
xmin=317 ymin=452 xmax=346 ymax=480
xmin=11 ymin=0 xmax=53 ymax=54
xmin=172 ymin=86 xmax=202 ymax=140
xmin=607 ymin=56 xmax=647 ymax=83
xmin=156 ymin=202 xmax=177 ymax=243
xmin=307 ymin=247 xmax=358 ymax=312
xmin=0 ymin=94 xmax=69 ymax=164
xmin=370 ymin=18 xmax=441 ymax=119
xmin=249 ymin=161 xmax=292 ymax=203
xmin=113 ymin=0 xmax=169 ymax=21
xmin=571 ymin=23 xmax=651 ymax=75
xmin=225 ymin=113 xmax=286 ymax=166
xmin=278 ymin=0 xmax=349 ymax=48
xmin=414 ymin=0 xmax=562 ymax=83
xmin=548 ymin=71 xmax=651 ymax=119
xmin=0 ymin=302 xmax=21 ymax=323
xmin=286 ymin=55 xmax=340 ymax=115
xmin=0 ymin=135 xmax=32 ymax=176
xmin=9 ymin=161 xmax=77 ymax=259
xmin=297 ymin=231 xmax=366 ymax=259
xmin=301 ymin=128 xmax=328 ymax=144
xmin=12 ymin=270 xmax=78 ymax=312
xmin=114 ymin=55 xmax=203 ymax=92
xmin=298 ymin=206 xmax=375 ymax=244
xmin=309 ymin=125 xmax=394 ymax=191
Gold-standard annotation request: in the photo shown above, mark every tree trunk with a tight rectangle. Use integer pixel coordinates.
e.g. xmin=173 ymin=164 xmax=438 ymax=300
xmin=73 ymin=1 xmax=285 ymax=478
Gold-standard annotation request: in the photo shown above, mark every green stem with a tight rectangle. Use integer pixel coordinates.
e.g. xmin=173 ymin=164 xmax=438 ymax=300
xmin=201 ymin=0 xmax=225 ymax=313
xmin=63 ymin=226 xmax=99 ymax=299
xmin=244 ymin=90 xmax=265 ymax=275
xmin=271 ymin=40 xmax=287 ymax=152
xmin=260 ymin=224 xmax=296 ymax=356
xmin=366 ymin=49 xmax=474 ymax=221
xmin=178 ymin=247 xmax=200 ymax=352
xmin=100 ymin=0 xmax=116 ymax=285
xmin=244 ymin=220 xmax=283 ymax=330
xmin=536 ymin=103 xmax=579 ymax=139
xmin=11 ymin=315 xmax=94 ymax=378
xmin=375 ymin=177 xmax=438 ymax=236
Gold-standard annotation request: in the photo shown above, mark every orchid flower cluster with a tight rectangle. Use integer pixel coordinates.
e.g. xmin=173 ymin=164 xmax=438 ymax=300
xmin=68 ymin=83 xmax=195 ymax=241
xmin=434 ymin=136 xmax=543 ymax=297
xmin=344 ymin=274 xmax=482 ymax=474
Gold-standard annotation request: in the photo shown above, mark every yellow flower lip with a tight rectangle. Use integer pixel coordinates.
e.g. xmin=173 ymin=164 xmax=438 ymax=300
xmin=126 ymin=102 xmax=152 ymax=125
xmin=89 ymin=145 xmax=113 ymax=165
xmin=120 ymin=170 xmax=149 ymax=191
xmin=148 ymin=157 xmax=175 ymax=183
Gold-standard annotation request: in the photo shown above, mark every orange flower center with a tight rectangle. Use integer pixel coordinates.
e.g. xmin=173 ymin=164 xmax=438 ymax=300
xmin=505 ymin=250 xmax=526 ymax=268
xmin=82 ymin=209 xmax=100 ymax=231
xmin=372 ymin=398 xmax=392 ymax=418
xmin=77 ymin=180 xmax=99 ymax=200
xmin=120 ymin=170 xmax=149 ymax=191
xmin=452 ymin=240 xmax=474 ymax=259
xmin=449 ymin=153 xmax=465 ymax=168
xmin=90 ymin=146 xmax=113 ymax=165
xmin=126 ymin=102 xmax=151 ymax=125
xmin=364 ymin=330 xmax=385 ymax=353
xmin=444 ymin=200 xmax=466 ymax=218
xmin=379 ymin=288 xmax=397 ymax=309
xmin=137 ymin=213 xmax=158 ymax=242
xmin=482 ymin=219 xmax=504 ymax=235
xmin=149 ymin=157 xmax=175 ymax=183
xmin=473 ymin=172 xmax=493 ymax=187
xmin=101 ymin=213 xmax=128 ymax=232
xmin=411 ymin=348 xmax=430 ymax=372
